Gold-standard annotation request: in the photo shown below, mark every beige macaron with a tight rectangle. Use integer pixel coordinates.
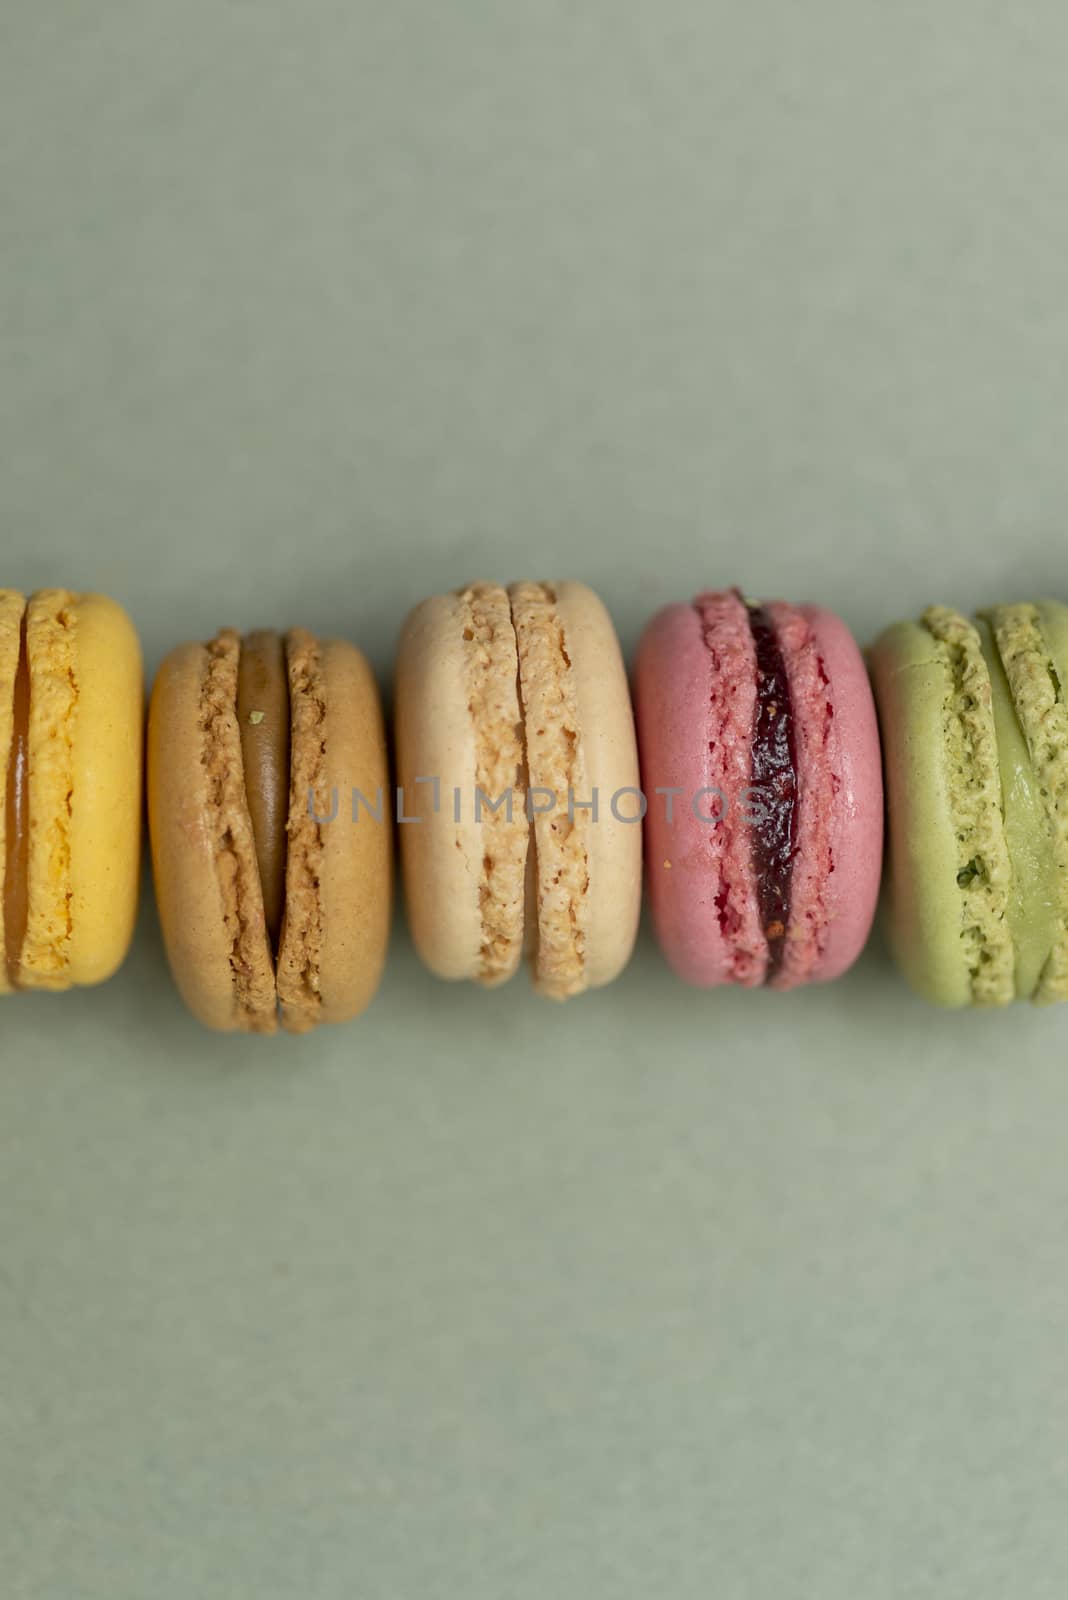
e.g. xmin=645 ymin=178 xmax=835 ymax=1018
xmin=148 ymin=626 xmax=391 ymax=1033
xmin=394 ymin=581 xmax=642 ymax=998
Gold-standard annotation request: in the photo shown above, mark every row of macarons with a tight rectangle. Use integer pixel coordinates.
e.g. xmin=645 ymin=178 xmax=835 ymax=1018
xmin=1 ymin=583 xmax=1064 ymax=1030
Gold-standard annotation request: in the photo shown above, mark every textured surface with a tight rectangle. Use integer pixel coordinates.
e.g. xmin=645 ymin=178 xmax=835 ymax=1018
xmin=63 ymin=594 xmax=145 ymax=986
xmin=509 ymin=580 xmax=591 ymax=998
xmin=302 ymin=637 xmax=393 ymax=1026
xmin=21 ymin=592 xmax=79 ymax=987
xmin=976 ymin=615 xmax=1059 ymax=1001
xmin=394 ymin=592 xmax=493 ymax=981
xmin=459 ymin=584 xmax=528 ymax=986
xmin=551 ymin=581 xmax=642 ymax=990
xmin=923 ymin=606 xmax=1013 ymax=1005
xmin=794 ymin=605 xmax=884 ymax=984
xmin=396 ymin=581 xmax=639 ymax=994
xmin=984 ymin=603 xmax=1068 ymax=1001
xmin=148 ymin=630 xmax=390 ymax=1033
xmin=634 ymin=594 xmax=880 ymax=988
xmin=149 ymin=633 xmax=278 ymax=1032
xmin=0 ymin=590 xmax=26 ymax=990
xmin=872 ymin=603 xmax=1068 ymax=1006
xmin=275 ymin=628 xmax=329 ymax=1033
xmin=0 ymin=591 xmax=142 ymax=992
xmin=7 ymin=2 xmax=1068 ymax=1596
xmin=635 ymin=593 xmax=763 ymax=985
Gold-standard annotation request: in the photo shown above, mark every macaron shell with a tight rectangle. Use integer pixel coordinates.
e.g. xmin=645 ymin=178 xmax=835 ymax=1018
xmin=394 ymin=592 xmax=491 ymax=982
xmin=283 ymin=637 xmax=392 ymax=1028
xmin=552 ymin=580 xmax=642 ymax=989
xmin=634 ymin=599 xmax=762 ymax=987
xmin=1034 ymin=600 xmax=1068 ymax=1000
xmin=148 ymin=638 xmax=277 ymax=1033
xmin=450 ymin=583 xmax=528 ymax=985
xmin=976 ymin=614 xmax=1055 ymax=1000
xmin=868 ymin=620 xmax=972 ymax=1007
xmin=985 ymin=600 xmax=1068 ymax=1003
xmin=634 ymin=602 xmax=724 ymax=986
xmin=509 ymin=579 xmax=591 ymax=998
xmin=65 ymin=594 xmax=143 ymax=987
xmin=19 ymin=592 xmax=80 ymax=989
xmin=0 ymin=590 xmax=26 ymax=994
xmin=795 ymin=604 xmax=883 ymax=983
xmin=1035 ymin=599 xmax=1068 ymax=678
xmin=8 ymin=591 xmax=143 ymax=992
xmin=275 ymin=627 xmax=327 ymax=1033
xmin=1035 ymin=605 xmax=1068 ymax=990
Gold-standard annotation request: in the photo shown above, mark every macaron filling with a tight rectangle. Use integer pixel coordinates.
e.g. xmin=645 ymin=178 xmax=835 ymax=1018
xmin=745 ymin=600 xmax=798 ymax=978
xmin=236 ymin=630 xmax=290 ymax=953
xmin=3 ymin=610 xmax=30 ymax=988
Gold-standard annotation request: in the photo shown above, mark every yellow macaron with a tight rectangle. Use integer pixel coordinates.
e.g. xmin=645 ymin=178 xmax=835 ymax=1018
xmin=0 ymin=588 xmax=143 ymax=994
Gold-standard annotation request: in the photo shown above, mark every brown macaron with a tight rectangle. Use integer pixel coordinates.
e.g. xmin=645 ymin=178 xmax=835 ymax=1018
xmin=148 ymin=626 xmax=391 ymax=1034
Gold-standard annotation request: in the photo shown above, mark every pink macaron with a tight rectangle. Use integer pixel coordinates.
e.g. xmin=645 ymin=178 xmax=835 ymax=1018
xmin=634 ymin=588 xmax=883 ymax=989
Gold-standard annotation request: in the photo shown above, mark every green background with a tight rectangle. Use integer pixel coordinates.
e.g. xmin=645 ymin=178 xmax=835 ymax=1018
xmin=4 ymin=3 xmax=1068 ymax=1596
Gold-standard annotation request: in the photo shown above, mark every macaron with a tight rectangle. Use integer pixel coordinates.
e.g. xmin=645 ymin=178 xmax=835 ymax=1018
xmin=870 ymin=600 xmax=1068 ymax=1007
xmin=148 ymin=626 xmax=391 ymax=1033
xmin=0 ymin=588 xmax=143 ymax=994
xmin=394 ymin=580 xmax=642 ymax=998
xmin=634 ymin=588 xmax=883 ymax=988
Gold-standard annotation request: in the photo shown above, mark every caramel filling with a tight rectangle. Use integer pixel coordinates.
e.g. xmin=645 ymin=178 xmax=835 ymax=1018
xmin=236 ymin=630 xmax=290 ymax=951
xmin=4 ymin=613 xmax=30 ymax=988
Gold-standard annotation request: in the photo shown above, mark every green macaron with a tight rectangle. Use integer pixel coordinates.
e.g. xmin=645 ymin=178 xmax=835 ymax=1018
xmin=869 ymin=600 xmax=1068 ymax=1007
